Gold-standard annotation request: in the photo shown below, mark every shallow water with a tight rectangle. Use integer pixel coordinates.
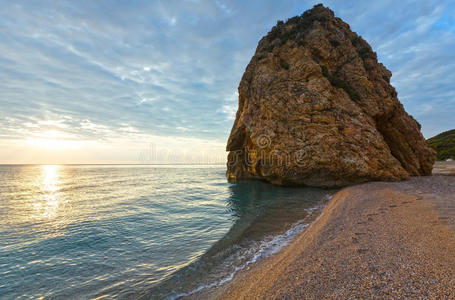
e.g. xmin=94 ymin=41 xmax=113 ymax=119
xmin=0 ymin=165 xmax=331 ymax=299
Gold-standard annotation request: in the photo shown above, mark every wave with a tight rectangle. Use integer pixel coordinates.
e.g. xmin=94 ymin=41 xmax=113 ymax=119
xmin=142 ymin=182 xmax=334 ymax=300
xmin=168 ymin=203 xmax=326 ymax=299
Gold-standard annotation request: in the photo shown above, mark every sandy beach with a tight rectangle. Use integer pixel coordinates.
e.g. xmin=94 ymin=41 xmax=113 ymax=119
xmin=433 ymin=161 xmax=455 ymax=176
xmin=187 ymin=174 xmax=455 ymax=299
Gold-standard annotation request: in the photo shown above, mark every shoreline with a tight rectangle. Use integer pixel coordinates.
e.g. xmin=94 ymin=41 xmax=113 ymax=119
xmin=146 ymin=182 xmax=333 ymax=299
xmin=186 ymin=175 xmax=455 ymax=299
xmin=167 ymin=195 xmax=331 ymax=300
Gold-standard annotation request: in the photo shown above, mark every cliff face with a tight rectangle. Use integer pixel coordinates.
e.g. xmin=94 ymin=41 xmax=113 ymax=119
xmin=226 ymin=4 xmax=435 ymax=187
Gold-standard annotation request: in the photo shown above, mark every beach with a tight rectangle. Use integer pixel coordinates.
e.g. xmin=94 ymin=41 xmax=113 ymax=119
xmin=188 ymin=173 xmax=455 ymax=299
xmin=433 ymin=160 xmax=455 ymax=176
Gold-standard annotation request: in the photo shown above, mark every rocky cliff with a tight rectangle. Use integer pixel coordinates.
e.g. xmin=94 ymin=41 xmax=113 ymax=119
xmin=226 ymin=4 xmax=435 ymax=187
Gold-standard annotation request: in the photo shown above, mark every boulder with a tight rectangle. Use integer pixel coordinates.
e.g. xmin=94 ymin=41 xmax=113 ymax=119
xmin=226 ymin=4 xmax=435 ymax=187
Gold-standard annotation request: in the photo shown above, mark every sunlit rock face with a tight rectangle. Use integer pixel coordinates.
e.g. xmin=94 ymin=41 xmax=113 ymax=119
xmin=226 ymin=4 xmax=435 ymax=187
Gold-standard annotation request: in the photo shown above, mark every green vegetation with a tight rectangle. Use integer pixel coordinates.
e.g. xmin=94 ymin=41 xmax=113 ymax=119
xmin=358 ymin=47 xmax=372 ymax=59
xmin=280 ymin=59 xmax=290 ymax=70
xmin=351 ymin=36 xmax=362 ymax=46
xmin=321 ymin=65 xmax=361 ymax=102
xmin=321 ymin=65 xmax=329 ymax=77
xmin=265 ymin=4 xmax=330 ymax=51
xmin=410 ymin=115 xmax=422 ymax=130
xmin=279 ymin=30 xmax=294 ymax=46
xmin=329 ymin=39 xmax=340 ymax=47
xmin=256 ymin=54 xmax=267 ymax=61
xmin=297 ymin=39 xmax=306 ymax=47
xmin=427 ymin=129 xmax=455 ymax=160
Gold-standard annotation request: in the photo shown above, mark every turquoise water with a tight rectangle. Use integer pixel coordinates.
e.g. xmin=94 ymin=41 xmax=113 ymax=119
xmin=0 ymin=165 xmax=331 ymax=299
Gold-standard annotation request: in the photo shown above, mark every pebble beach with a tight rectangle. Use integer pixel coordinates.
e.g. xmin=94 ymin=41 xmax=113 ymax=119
xmin=187 ymin=165 xmax=455 ymax=299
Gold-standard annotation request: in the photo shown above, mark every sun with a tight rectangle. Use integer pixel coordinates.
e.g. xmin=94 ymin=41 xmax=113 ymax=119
xmin=25 ymin=130 xmax=82 ymax=150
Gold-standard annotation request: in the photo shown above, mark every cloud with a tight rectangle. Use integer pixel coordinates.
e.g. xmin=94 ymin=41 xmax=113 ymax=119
xmin=322 ymin=0 xmax=455 ymax=138
xmin=0 ymin=0 xmax=454 ymax=163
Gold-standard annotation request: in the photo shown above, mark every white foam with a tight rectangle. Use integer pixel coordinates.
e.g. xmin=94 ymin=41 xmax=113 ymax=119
xmin=168 ymin=206 xmax=323 ymax=300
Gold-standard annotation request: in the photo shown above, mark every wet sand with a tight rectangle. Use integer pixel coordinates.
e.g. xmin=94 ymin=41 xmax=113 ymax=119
xmin=188 ymin=176 xmax=455 ymax=299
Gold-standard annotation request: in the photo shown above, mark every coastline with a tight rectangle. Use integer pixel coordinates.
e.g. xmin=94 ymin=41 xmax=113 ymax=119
xmin=186 ymin=175 xmax=455 ymax=299
xmin=146 ymin=182 xmax=333 ymax=299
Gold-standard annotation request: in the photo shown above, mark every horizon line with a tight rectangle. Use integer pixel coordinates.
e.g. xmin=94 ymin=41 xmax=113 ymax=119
xmin=0 ymin=163 xmax=226 ymax=166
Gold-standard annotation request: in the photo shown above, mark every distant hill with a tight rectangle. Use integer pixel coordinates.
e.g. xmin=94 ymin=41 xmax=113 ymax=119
xmin=427 ymin=129 xmax=455 ymax=160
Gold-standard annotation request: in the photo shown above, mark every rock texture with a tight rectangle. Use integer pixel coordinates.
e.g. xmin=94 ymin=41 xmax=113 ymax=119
xmin=226 ymin=4 xmax=435 ymax=187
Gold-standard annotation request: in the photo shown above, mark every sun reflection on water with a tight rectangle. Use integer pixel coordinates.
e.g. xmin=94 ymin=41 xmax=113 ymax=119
xmin=34 ymin=165 xmax=62 ymax=219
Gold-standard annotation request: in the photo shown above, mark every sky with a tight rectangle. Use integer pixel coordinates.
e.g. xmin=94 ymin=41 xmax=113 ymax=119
xmin=0 ymin=0 xmax=454 ymax=164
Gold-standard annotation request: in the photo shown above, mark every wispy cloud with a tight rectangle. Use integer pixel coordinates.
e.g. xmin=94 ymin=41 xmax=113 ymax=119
xmin=0 ymin=0 xmax=454 ymax=162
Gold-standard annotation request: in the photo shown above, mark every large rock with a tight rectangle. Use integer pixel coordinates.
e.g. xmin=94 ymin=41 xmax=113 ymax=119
xmin=226 ymin=4 xmax=435 ymax=187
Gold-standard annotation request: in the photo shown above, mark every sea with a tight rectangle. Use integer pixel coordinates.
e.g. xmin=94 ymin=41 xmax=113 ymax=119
xmin=0 ymin=165 xmax=333 ymax=299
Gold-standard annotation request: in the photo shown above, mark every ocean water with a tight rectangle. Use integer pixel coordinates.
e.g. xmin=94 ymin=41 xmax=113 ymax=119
xmin=0 ymin=165 xmax=332 ymax=299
